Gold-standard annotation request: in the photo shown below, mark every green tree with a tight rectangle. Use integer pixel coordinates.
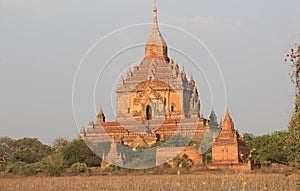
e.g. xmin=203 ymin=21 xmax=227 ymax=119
xmin=61 ymin=140 xmax=101 ymax=167
xmin=40 ymin=153 xmax=66 ymax=176
xmin=161 ymin=134 xmax=191 ymax=147
xmin=288 ymin=96 xmax=300 ymax=167
xmin=0 ymin=137 xmax=15 ymax=162
xmin=70 ymin=162 xmax=89 ymax=174
xmin=286 ymin=45 xmax=300 ymax=167
xmin=11 ymin=138 xmax=51 ymax=163
xmin=52 ymin=137 xmax=68 ymax=153
xmin=247 ymin=131 xmax=289 ymax=165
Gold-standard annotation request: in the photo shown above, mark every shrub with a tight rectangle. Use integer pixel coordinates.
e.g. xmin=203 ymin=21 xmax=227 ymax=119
xmin=5 ymin=162 xmax=40 ymax=176
xmin=71 ymin=162 xmax=89 ymax=174
xmin=0 ymin=162 xmax=6 ymax=172
xmin=102 ymin=164 xmax=120 ymax=172
xmin=5 ymin=162 xmax=26 ymax=174
xmin=40 ymin=153 xmax=66 ymax=176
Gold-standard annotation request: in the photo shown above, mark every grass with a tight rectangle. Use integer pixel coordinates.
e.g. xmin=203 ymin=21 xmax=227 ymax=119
xmin=0 ymin=172 xmax=299 ymax=191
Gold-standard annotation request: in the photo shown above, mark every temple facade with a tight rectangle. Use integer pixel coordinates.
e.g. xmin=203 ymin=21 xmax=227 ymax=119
xmin=212 ymin=109 xmax=246 ymax=164
xmin=79 ymin=5 xmax=247 ymax=170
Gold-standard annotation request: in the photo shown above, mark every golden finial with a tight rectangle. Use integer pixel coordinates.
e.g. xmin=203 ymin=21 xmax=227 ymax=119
xmin=153 ymin=0 xmax=157 ymax=12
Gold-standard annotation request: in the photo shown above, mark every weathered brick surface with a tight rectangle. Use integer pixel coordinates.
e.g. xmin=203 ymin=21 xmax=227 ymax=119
xmin=79 ymin=6 xmax=248 ymax=170
xmin=212 ymin=109 xmax=247 ymax=165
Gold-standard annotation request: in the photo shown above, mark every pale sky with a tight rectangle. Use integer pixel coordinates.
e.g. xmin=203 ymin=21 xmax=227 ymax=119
xmin=1 ymin=0 xmax=300 ymax=144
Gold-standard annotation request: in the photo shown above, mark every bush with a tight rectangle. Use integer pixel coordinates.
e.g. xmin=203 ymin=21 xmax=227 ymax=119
xmin=40 ymin=153 xmax=66 ymax=176
xmin=0 ymin=162 xmax=6 ymax=172
xmin=5 ymin=162 xmax=40 ymax=176
xmin=71 ymin=162 xmax=89 ymax=174
xmin=62 ymin=140 xmax=101 ymax=168
xmin=5 ymin=162 xmax=25 ymax=174
xmin=102 ymin=164 xmax=120 ymax=172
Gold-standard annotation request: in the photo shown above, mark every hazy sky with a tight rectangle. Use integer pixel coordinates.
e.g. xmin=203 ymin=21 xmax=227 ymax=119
xmin=1 ymin=0 xmax=300 ymax=144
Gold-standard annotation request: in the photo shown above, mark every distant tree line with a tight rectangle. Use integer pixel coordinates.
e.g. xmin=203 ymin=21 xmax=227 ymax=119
xmin=0 ymin=129 xmax=299 ymax=177
xmin=0 ymin=137 xmax=100 ymax=176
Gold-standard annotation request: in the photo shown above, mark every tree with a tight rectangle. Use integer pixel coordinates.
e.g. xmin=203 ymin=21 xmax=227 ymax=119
xmin=286 ymin=45 xmax=300 ymax=167
xmin=160 ymin=134 xmax=191 ymax=147
xmin=40 ymin=153 xmax=66 ymax=176
xmin=246 ymin=131 xmax=289 ymax=165
xmin=52 ymin=137 xmax=68 ymax=153
xmin=11 ymin=138 xmax=51 ymax=163
xmin=288 ymin=96 xmax=300 ymax=167
xmin=61 ymin=140 xmax=101 ymax=167
xmin=0 ymin=137 xmax=15 ymax=162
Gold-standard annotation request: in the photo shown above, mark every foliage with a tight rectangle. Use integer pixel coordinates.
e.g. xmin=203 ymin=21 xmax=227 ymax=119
xmin=70 ymin=162 xmax=89 ymax=174
xmin=287 ymin=95 xmax=300 ymax=168
xmin=286 ymin=45 xmax=300 ymax=92
xmin=246 ymin=131 xmax=289 ymax=164
xmin=61 ymin=140 xmax=101 ymax=167
xmin=286 ymin=45 xmax=300 ymax=168
xmin=203 ymin=148 xmax=212 ymax=164
xmin=126 ymin=148 xmax=156 ymax=168
xmin=243 ymin=133 xmax=254 ymax=143
xmin=161 ymin=134 xmax=191 ymax=147
xmin=102 ymin=164 xmax=120 ymax=172
xmin=5 ymin=162 xmax=40 ymax=176
xmin=172 ymin=155 xmax=182 ymax=167
xmin=52 ymin=137 xmax=68 ymax=153
xmin=40 ymin=153 xmax=66 ymax=176
xmin=0 ymin=162 xmax=6 ymax=171
xmin=172 ymin=154 xmax=187 ymax=168
xmin=0 ymin=137 xmax=15 ymax=162
xmin=11 ymin=137 xmax=51 ymax=163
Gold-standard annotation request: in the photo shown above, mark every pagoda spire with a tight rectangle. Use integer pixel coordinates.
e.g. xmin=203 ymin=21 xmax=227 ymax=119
xmin=99 ymin=104 xmax=103 ymax=115
xmin=88 ymin=116 xmax=94 ymax=129
xmin=118 ymin=71 xmax=124 ymax=86
xmin=144 ymin=4 xmax=169 ymax=62
xmin=219 ymin=117 xmax=223 ymax=128
xmin=98 ymin=104 xmax=105 ymax=122
xmin=190 ymin=74 xmax=195 ymax=85
xmin=153 ymin=3 xmax=159 ymax=33
xmin=199 ymin=109 xmax=204 ymax=121
xmin=222 ymin=107 xmax=234 ymax=130
xmin=78 ymin=123 xmax=86 ymax=140
xmin=209 ymin=106 xmax=218 ymax=129
xmin=127 ymin=65 xmax=132 ymax=78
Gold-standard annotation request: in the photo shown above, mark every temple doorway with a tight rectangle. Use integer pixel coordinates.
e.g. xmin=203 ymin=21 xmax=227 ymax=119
xmin=146 ymin=105 xmax=152 ymax=120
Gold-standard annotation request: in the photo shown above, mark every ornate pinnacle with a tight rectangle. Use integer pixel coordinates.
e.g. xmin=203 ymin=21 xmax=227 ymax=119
xmin=225 ymin=107 xmax=231 ymax=118
xmin=119 ymin=71 xmax=124 ymax=86
xmin=152 ymin=3 xmax=159 ymax=32
xmin=127 ymin=65 xmax=132 ymax=77
xmin=154 ymin=4 xmax=157 ymax=12
xmin=99 ymin=104 xmax=103 ymax=115
xmin=80 ymin=123 xmax=85 ymax=133
xmin=182 ymin=66 xmax=185 ymax=74
xmin=190 ymin=74 xmax=195 ymax=85
xmin=200 ymin=110 xmax=204 ymax=119
xmin=98 ymin=104 xmax=105 ymax=122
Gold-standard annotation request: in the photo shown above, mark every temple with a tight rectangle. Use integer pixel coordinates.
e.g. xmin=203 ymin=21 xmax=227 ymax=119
xmin=212 ymin=109 xmax=246 ymax=164
xmin=79 ymin=5 xmax=248 ymax=171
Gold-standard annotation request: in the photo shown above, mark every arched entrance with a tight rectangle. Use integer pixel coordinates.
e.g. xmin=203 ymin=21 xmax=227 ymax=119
xmin=146 ymin=105 xmax=152 ymax=120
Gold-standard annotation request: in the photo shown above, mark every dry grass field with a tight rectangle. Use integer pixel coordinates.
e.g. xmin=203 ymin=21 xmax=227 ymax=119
xmin=0 ymin=173 xmax=299 ymax=191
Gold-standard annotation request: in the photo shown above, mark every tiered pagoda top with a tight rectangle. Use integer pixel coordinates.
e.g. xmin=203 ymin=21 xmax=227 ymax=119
xmin=144 ymin=5 xmax=169 ymax=62
xmin=117 ymin=6 xmax=194 ymax=93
